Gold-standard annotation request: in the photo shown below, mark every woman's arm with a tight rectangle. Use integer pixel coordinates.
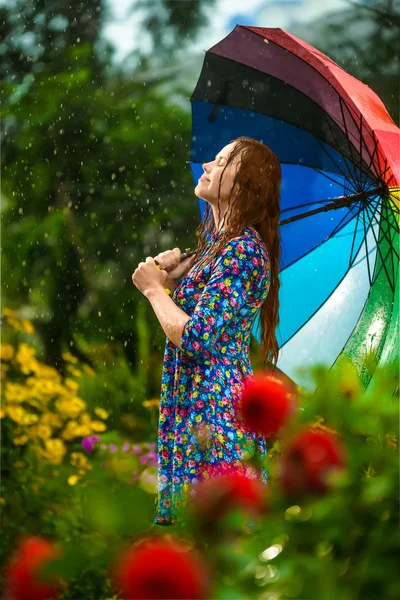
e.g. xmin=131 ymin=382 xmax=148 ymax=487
xmin=145 ymin=286 xmax=191 ymax=350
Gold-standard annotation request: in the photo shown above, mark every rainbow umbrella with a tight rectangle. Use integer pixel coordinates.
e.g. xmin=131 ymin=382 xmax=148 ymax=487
xmin=188 ymin=26 xmax=399 ymax=394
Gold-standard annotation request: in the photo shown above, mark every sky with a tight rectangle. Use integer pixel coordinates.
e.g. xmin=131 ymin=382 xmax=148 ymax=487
xmin=103 ymin=0 xmax=360 ymax=64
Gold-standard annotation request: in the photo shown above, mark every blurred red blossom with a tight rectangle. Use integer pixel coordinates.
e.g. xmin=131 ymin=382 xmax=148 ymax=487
xmin=4 ymin=535 xmax=64 ymax=600
xmin=239 ymin=371 xmax=297 ymax=437
xmin=110 ymin=535 xmax=211 ymax=599
xmin=279 ymin=428 xmax=347 ymax=495
xmin=192 ymin=470 xmax=268 ymax=522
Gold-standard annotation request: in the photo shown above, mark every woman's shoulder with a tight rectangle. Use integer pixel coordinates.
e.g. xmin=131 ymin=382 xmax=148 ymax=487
xmin=221 ymin=228 xmax=269 ymax=262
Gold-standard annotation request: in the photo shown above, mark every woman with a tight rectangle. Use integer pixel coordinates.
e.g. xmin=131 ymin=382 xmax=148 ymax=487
xmin=132 ymin=136 xmax=281 ymax=525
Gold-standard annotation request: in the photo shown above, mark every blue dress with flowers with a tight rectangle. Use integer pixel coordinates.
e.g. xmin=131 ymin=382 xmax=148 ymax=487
xmin=154 ymin=226 xmax=271 ymax=525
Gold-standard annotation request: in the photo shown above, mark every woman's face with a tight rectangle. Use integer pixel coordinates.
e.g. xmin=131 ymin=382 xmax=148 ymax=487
xmin=194 ymin=142 xmax=241 ymax=206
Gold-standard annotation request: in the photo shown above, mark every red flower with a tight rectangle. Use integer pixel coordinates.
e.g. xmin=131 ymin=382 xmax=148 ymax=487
xmin=279 ymin=428 xmax=347 ymax=495
xmin=110 ymin=536 xmax=210 ymax=599
xmin=239 ymin=371 xmax=296 ymax=437
xmin=4 ymin=535 xmax=63 ymax=600
xmin=192 ymin=471 xmax=267 ymax=522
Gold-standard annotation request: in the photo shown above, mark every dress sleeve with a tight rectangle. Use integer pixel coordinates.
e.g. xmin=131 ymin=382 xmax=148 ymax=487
xmin=180 ymin=237 xmax=269 ymax=359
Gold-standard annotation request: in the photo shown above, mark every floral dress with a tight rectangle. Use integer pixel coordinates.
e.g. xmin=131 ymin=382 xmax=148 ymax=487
xmin=154 ymin=226 xmax=271 ymax=525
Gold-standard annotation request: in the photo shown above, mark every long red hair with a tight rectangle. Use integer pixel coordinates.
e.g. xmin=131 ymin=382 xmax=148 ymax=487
xmin=190 ymin=136 xmax=282 ymax=369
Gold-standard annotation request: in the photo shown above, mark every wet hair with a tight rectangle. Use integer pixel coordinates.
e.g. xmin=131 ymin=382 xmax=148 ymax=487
xmin=190 ymin=136 xmax=282 ymax=370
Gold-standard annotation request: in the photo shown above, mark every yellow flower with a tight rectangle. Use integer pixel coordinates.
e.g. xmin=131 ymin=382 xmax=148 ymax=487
xmin=55 ymin=396 xmax=86 ymax=419
xmin=40 ymin=412 xmax=62 ymax=428
xmin=90 ymin=420 xmax=107 ymax=432
xmin=13 ymin=436 xmax=28 ymax=445
xmin=61 ymin=421 xmax=79 ymax=440
xmin=35 ymin=379 xmax=57 ymax=396
xmin=21 ymin=360 xmax=40 ymax=375
xmin=83 ymin=364 xmax=96 ymax=377
xmin=21 ymin=320 xmax=35 ymax=334
xmin=0 ymin=408 xmax=5 ymax=419
xmin=142 ymin=400 xmax=158 ymax=410
xmin=67 ymin=475 xmax=80 ymax=486
xmin=27 ymin=425 xmax=39 ymax=439
xmin=38 ymin=438 xmax=67 ymax=464
xmin=195 ymin=415 xmax=202 ymax=423
xmin=5 ymin=382 xmax=27 ymax=403
xmin=62 ymin=352 xmax=78 ymax=364
xmin=35 ymin=425 xmax=52 ymax=440
xmin=64 ymin=378 xmax=79 ymax=392
xmin=0 ymin=344 xmax=14 ymax=360
xmin=35 ymin=364 xmax=60 ymax=380
xmin=80 ymin=413 xmax=91 ymax=425
xmin=94 ymin=407 xmax=109 ymax=419
xmin=70 ymin=452 xmax=90 ymax=469
xmin=8 ymin=318 xmax=23 ymax=331
xmin=7 ymin=405 xmax=38 ymax=425
xmin=75 ymin=425 xmax=92 ymax=436
xmin=2 ymin=308 xmax=18 ymax=318
xmin=16 ymin=342 xmax=36 ymax=361
xmin=66 ymin=365 xmax=82 ymax=377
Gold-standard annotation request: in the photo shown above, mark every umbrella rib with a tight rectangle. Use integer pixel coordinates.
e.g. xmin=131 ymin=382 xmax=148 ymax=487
xmin=280 ymin=196 xmax=345 ymax=215
xmin=278 ymin=187 xmax=385 ymax=226
xmin=312 ymin=167 xmax=350 ymax=189
xmin=322 ymin=97 xmax=373 ymax=179
xmin=365 ymin=195 xmax=400 ymax=258
xmin=378 ymin=212 xmax=397 ymax=292
xmin=322 ymin=110 xmax=366 ymax=185
xmin=339 ymin=97 xmax=363 ymax=190
xmin=361 ymin=200 xmax=373 ymax=287
xmin=363 ymin=163 xmax=393 ymax=199
xmin=358 ymin=113 xmax=372 ymax=191
xmin=361 ymin=130 xmax=380 ymax=191
xmin=362 ymin=199 xmax=396 ymax=293
xmin=349 ymin=208 xmax=363 ymax=269
xmin=366 ymin=197 xmax=395 ymax=292
xmin=380 ymin=156 xmax=397 ymax=191
xmin=339 ymin=93 xmax=380 ymax=179
xmin=382 ymin=195 xmax=399 ymax=286
xmin=367 ymin=194 xmax=400 ymax=238
xmin=313 ymin=136 xmax=358 ymax=187
xmin=326 ymin=207 xmax=358 ymax=242
xmin=344 ymin=99 xmax=396 ymax=193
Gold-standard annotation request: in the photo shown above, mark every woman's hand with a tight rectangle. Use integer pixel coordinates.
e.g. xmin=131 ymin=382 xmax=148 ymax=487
xmin=154 ymin=248 xmax=197 ymax=283
xmin=132 ymin=257 xmax=169 ymax=298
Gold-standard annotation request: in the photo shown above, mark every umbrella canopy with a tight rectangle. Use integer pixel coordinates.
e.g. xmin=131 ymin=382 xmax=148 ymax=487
xmin=189 ymin=25 xmax=399 ymax=394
